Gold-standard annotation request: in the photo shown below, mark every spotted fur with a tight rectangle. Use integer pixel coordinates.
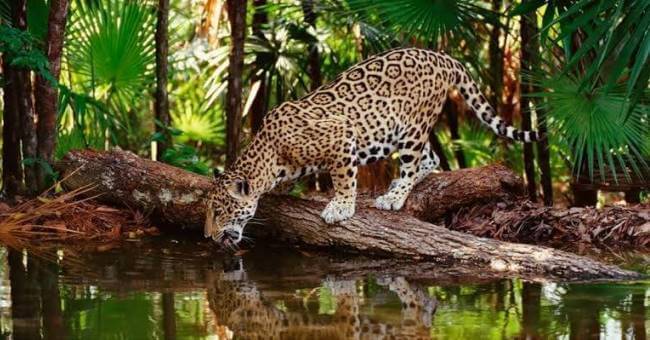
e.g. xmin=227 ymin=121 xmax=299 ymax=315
xmin=205 ymin=47 xmax=537 ymax=244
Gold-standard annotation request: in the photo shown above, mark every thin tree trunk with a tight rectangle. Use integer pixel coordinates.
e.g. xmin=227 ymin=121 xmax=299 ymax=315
xmin=12 ymin=0 xmax=38 ymax=195
xmin=225 ymin=0 xmax=247 ymax=167
xmin=2 ymin=60 xmax=23 ymax=199
xmin=301 ymin=0 xmax=333 ymax=191
xmin=536 ymin=106 xmax=553 ymax=206
xmin=429 ymin=132 xmax=451 ymax=171
xmin=488 ymin=0 xmax=503 ymax=111
xmin=154 ymin=0 xmax=171 ymax=159
xmin=519 ymin=9 xmax=537 ymax=202
xmin=250 ymin=0 xmax=268 ymax=134
xmin=302 ymin=0 xmax=322 ymax=91
xmin=34 ymin=0 xmax=70 ymax=191
xmin=444 ymin=99 xmax=466 ymax=168
xmin=525 ymin=7 xmax=553 ymax=206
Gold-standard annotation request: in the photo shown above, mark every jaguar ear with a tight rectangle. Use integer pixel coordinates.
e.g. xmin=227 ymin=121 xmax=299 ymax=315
xmin=227 ymin=178 xmax=251 ymax=198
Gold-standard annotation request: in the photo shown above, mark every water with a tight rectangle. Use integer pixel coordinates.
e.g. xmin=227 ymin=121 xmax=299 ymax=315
xmin=0 ymin=237 xmax=647 ymax=339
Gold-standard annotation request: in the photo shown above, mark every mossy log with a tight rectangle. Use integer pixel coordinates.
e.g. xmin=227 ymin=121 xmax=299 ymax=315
xmin=57 ymin=149 xmax=641 ymax=282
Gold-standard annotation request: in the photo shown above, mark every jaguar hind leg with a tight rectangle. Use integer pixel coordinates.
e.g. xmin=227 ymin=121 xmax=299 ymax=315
xmin=375 ymin=135 xmax=427 ymax=210
xmin=414 ymin=142 xmax=440 ymax=185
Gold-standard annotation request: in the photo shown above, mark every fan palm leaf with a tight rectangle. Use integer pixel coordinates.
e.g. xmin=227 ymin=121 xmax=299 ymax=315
xmin=532 ymin=75 xmax=649 ymax=183
xmin=340 ymin=0 xmax=494 ymax=46
xmin=65 ymin=0 xmax=156 ymax=112
xmin=511 ymin=0 xmax=650 ymax=117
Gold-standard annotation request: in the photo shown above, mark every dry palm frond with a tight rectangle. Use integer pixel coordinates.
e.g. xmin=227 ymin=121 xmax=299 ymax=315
xmin=0 ymin=183 xmax=155 ymax=249
xmin=449 ymin=200 xmax=650 ymax=249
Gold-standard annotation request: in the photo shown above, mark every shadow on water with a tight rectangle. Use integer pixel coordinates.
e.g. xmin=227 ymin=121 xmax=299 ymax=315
xmin=0 ymin=237 xmax=647 ymax=339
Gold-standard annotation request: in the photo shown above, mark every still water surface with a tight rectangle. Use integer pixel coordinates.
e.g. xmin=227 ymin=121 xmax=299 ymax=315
xmin=0 ymin=237 xmax=648 ymax=339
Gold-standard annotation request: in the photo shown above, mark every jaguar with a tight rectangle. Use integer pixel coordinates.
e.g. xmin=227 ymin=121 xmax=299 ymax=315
xmin=204 ymin=47 xmax=537 ymax=246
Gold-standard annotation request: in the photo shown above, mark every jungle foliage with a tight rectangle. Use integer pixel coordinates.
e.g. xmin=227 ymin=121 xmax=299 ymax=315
xmin=0 ymin=0 xmax=648 ymax=204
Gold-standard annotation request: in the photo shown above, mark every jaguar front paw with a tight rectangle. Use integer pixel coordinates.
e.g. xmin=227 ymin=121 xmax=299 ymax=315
xmin=321 ymin=200 xmax=355 ymax=224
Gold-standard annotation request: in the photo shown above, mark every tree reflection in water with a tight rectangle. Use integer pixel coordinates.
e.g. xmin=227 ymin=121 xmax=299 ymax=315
xmin=0 ymin=242 xmax=646 ymax=339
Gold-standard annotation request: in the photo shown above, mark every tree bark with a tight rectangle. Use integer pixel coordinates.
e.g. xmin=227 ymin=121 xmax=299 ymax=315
xmin=536 ymin=101 xmax=553 ymax=206
xmin=12 ymin=0 xmax=38 ymax=195
xmin=520 ymin=8 xmax=537 ymax=202
xmin=488 ymin=0 xmax=503 ymax=111
xmin=225 ymin=0 xmax=247 ymax=167
xmin=302 ymin=0 xmax=322 ymax=91
xmin=523 ymin=6 xmax=553 ymax=206
xmin=250 ymin=0 xmax=268 ymax=134
xmin=56 ymin=149 xmax=639 ymax=281
xmin=35 ymin=0 xmax=70 ymax=191
xmin=154 ymin=0 xmax=171 ymax=159
xmin=2 ymin=60 xmax=23 ymax=199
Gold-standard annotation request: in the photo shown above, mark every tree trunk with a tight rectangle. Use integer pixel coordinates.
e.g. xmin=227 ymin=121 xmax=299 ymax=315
xmin=536 ymin=122 xmax=553 ymax=205
xmin=34 ymin=0 xmax=70 ymax=191
xmin=12 ymin=0 xmax=38 ymax=195
xmin=55 ymin=149 xmax=639 ymax=282
xmin=488 ymin=0 xmax=503 ymax=111
xmin=444 ymin=99 xmax=466 ymax=168
xmin=225 ymin=0 xmax=247 ymax=167
xmin=525 ymin=9 xmax=553 ymax=206
xmin=519 ymin=8 xmax=537 ymax=202
xmin=17 ymin=68 xmax=37 ymax=195
xmin=2 ymin=60 xmax=23 ymax=199
xmin=154 ymin=0 xmax=171 ymax=159
xmin=429 ymin=132 xmax=451 ymax=171
xmin=301 ymin=0 xmax=333 ymax=191
xmin=250 ymin=0 xmax=268 ymax=134
xmin=302 ymin=0 xmax=322 ymax=91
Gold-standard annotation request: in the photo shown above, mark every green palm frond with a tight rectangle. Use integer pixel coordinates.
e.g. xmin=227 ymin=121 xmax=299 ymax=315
xmin=533 ymin=75 xmax=649 ymax=184
xmin=65 ymin=0 xmax=156 ymax=111
xmin=512 ymin=0 xmax=650 ymax=117
xmin=341 ymin=0 xmax=494 ymax=45
xmin=170 ymin=72 xmax=225 ymax=146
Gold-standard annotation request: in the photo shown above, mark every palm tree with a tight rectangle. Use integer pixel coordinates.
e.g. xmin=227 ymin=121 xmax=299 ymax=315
xmin=225 ymin=0 xmax=247 ymax=167
xmin=250 ymin=0 xmax=269 ymax=134
xmin=64 ymin=0 xmax=157 ymax=149
xmin=34 ymin=0 xmax=70 ymax=191
xmin=513 ymin=0 xmax=649 ymax=205
xmin=155 ymin=0 xmax=172 ymax=158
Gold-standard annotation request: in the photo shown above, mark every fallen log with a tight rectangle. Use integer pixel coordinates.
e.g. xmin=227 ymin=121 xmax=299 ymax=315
xmin=57 ymin=149 xmax=641 ymax=281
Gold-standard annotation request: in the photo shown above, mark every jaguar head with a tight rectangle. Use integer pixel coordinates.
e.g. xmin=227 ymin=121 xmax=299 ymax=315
xmin=205 ymin=172 xmax=257 ymax=248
